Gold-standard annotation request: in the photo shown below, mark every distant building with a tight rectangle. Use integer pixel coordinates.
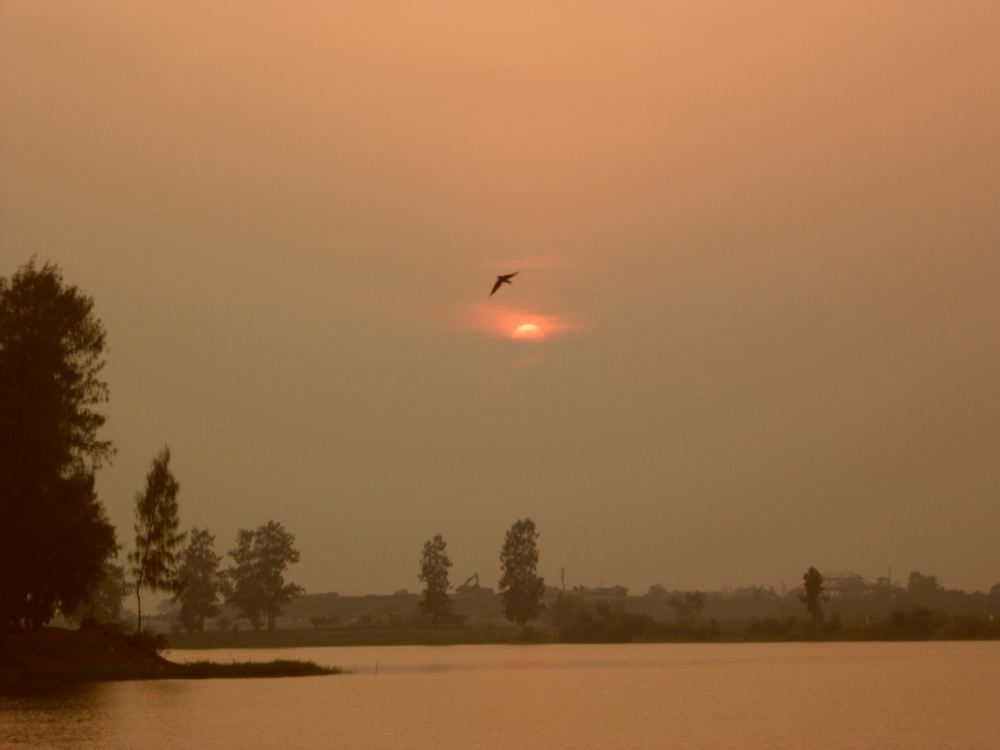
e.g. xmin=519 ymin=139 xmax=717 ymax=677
xmin=572 ymin=585 xmax=629 ymax=600
xmin=822 ymin=571 xmax=868 ymax=599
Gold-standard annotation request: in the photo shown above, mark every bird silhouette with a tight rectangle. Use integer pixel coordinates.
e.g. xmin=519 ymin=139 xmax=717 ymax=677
xmin=490 ymin=272 xmax=519 ymax=296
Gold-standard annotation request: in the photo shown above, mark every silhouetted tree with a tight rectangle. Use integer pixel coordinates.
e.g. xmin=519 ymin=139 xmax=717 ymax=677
xmin=68 ymin=560 xmax=128 ymax=627
xmin=0 ymin=260 xmax=117 ymax=629
xmin=224 ymin=521 xmax=302 ymax=631
xmin=418 ymin=533 xmax=452 ymax=625
xmin=498 ymin=519 xmax=545 ymax=627
xmin=173 ymin=528 xmax=222 ymax=633
xmin=225 ymin=529 xmax=262 ymax=630
xmin=128 ymin=447 xmax=184 ymax=633
xmin=645 ymin=583 xmax=668 ymax=597
xmin=669 ymin=591 xmax=706 ymax=625
xmin=549 ymin=592 xmax=592 ymax=629
xmin=907 ymin=571 xmax=942 ymax=600
xmin=799 ymin=567 xmax=825 ymax=623
xmin=987 ymin=583 xmax=1000 ymax=617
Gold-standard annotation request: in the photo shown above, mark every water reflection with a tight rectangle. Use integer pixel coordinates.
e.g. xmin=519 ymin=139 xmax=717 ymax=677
xmin=0 ymin=681 xmax=108 ymax=746
xmin=2 ymin=643 xmax=999 ymax=750
xmin=0 ymin=679 xmax=203 ymax=748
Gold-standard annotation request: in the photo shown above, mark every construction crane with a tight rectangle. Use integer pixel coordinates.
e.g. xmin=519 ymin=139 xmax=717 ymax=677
xmin=455 ymin=573 xmax=480 ymax=594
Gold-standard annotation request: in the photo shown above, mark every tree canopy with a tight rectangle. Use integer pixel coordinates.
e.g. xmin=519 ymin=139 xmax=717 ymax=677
xmin=498 ymin=518 xmax=546 ymax=627
xmin=129 ymin=446 xmax=185 ymax=633
xmin=800 ymin=566 xmax=826 ymax=623
xmin=418 ymin=533 xmax=452 ymax=625
xmin=68 ymin=560 xmax=129 ymax=627
xmin=907 ymin=571 xmax=943 ymax=601
xmin=224 ymin=521 xmax=302 ymax=631
xmin=669 ymin=591 xmax=706 ymax=625
xmin=174 ymin=528 xmax=223 ymax=633
xmin=0 ymin=260 xmax=116 ymax=629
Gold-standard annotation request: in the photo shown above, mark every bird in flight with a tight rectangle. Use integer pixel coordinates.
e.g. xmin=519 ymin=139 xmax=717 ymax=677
xmin=490 ymin=272 xmax=519 ymax=297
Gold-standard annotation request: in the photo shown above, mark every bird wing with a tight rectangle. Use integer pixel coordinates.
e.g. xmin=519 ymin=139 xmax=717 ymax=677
xmin=490 ymin=278 xmax=504 ymax=296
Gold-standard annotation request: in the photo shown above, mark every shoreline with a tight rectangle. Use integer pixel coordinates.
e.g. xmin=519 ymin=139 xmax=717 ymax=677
xmin=0 ymin=627 xmax=339 ymax=684
xmin=164 ymin=622 xmax=1000 ymax=650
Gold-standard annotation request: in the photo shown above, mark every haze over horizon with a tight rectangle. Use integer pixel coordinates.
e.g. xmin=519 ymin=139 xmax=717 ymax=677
xmin=2 ymin=2 xmax=998 ymax=596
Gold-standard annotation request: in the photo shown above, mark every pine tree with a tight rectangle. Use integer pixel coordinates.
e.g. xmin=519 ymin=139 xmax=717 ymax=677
xmin=129 ymin=447 xmax=184 ymax=633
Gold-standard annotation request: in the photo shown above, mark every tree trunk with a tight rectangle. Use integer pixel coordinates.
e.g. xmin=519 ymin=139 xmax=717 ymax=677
xmin=136 ymin=587 xmax=142 ymax=634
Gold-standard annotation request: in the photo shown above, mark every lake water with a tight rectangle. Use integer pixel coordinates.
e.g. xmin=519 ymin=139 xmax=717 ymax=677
xmin=1 ymin=642 xmax=997 ymax=749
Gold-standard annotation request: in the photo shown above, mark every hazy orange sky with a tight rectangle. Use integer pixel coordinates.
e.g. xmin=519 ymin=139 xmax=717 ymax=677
xmin=2 ymin=2 xmax=999 ymax=594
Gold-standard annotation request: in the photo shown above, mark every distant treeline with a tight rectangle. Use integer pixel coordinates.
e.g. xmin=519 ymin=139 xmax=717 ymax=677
xmin=544 ymin=573 xmax=1000 ymax=642
xmin=638 ymin=571 xmax=1000 ymax=624
xmin=157 ymin=568 xmax=1000 ymax=645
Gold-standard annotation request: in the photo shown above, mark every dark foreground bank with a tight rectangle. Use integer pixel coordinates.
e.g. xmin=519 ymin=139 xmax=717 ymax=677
xmin=0 ymin=627 xmax=339 ymax=683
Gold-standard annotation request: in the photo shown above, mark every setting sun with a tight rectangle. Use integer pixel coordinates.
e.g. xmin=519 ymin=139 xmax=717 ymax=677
xmin=2 ymin=0 xmax=997 ymax=743
xmin=511 ymin=323 xmax=544 ymax=340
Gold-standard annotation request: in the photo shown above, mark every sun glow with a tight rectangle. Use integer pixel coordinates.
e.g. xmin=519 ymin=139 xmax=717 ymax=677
xmin=456 ymin=302 xmax=590 ymax=341
xmin=511 ymin=323 xmax=544 ymax=340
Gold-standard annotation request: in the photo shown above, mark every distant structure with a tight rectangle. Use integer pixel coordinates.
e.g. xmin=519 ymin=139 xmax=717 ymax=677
xmin=822 ymin=571 xmax=867 ymax=600
xmin=572 ymin=585 xmax=628 ymax=601
xmin=455 ymin=572 xmax=493 ymax=595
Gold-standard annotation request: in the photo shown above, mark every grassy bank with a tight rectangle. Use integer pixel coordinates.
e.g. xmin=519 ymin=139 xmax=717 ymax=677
xmin=0 ymin=627 xmax=339 ymax=683
xmin=1 ymin=660 xmax=339 ymax=684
